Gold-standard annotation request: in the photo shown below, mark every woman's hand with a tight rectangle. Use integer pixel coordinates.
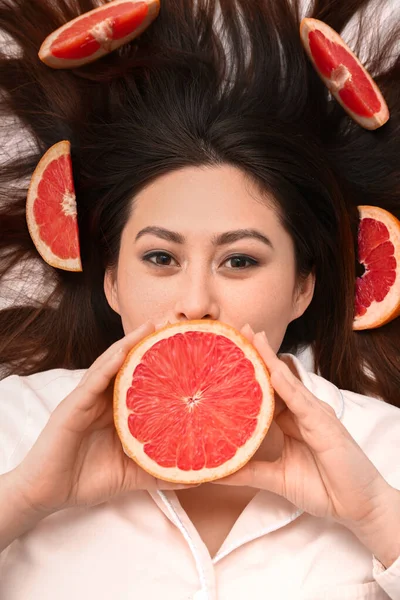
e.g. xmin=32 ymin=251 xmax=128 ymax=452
xmin=215 ymin=326 xmax=396 ymax=537
xmin=10 ymin=321 xmax=192 ymax=517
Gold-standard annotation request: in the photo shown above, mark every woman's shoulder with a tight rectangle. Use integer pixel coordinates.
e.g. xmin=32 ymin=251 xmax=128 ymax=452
xmin=0 ymin=367 xmax=87 ymax=410
xmin=338 ymin=386 xmax=400 ymax=474
xmin=291 ymin=349 xmax=400 ymax=421
xmin=0 ymin=368 xmax=87 ymax=474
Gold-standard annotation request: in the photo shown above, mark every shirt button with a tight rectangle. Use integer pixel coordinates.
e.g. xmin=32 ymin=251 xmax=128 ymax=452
xmin=192 ymin=590 xmax=208 ymax=600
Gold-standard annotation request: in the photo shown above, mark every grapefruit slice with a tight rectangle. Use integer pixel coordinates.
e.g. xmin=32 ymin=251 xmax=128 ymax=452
xmin=300 ymin=18 xmax=389 ymax=130
xmin=39 ymin=0 xmax=160 ymax=69
xmin=354 ymin=206 xmax=400 ymax=330
xmin=114 ymin=320 xmax=275 ymax=484
xmin=26 ymin=140 xmax=82 ymax=272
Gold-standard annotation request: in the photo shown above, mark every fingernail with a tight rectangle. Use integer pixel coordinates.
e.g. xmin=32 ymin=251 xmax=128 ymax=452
xmin=129 ymin=321 xmax=153 ymax=336
xmin=272 ymin=367 xmax=296 ymax=392
xmin=242 ymin=323 xmax=255 ymax=335
xmin=254 ymin=330 xmax=266 ymax=341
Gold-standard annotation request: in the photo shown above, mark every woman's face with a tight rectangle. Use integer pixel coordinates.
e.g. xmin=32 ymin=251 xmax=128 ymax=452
xmin=104 ymin=165 xmax=314 ymax=352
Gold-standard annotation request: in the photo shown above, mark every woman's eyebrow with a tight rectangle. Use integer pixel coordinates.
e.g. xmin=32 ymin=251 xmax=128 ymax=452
xmin=135 ymin=226 xmax=273 ymax=249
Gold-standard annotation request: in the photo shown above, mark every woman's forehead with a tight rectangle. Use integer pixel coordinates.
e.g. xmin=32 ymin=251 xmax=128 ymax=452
xmin=129 ymin=165 xmax=279 ymax=230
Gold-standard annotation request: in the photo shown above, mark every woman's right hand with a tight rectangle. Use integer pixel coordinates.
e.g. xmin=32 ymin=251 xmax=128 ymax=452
xmin=9 ymin=320 xmax=189 ymax=518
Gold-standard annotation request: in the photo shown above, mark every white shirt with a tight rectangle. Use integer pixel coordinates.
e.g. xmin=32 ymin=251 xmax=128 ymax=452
xmin=0 ymin=356 xmax=399 ymax=599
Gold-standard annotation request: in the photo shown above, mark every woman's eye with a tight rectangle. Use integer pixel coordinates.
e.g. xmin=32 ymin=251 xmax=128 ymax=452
xmin=142 ymin=252 xmax=258 ymax=270
xmin=142 ymin=252 xmax=177 ymax=266
xmin=224 ymin=255 xmax=258 ymax=269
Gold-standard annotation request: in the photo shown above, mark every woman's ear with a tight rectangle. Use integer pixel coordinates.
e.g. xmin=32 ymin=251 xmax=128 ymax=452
xmin=291 ymin=271 xmax=315 ymax=322
xmin=104 ymin=269 xmax=121 ymax=315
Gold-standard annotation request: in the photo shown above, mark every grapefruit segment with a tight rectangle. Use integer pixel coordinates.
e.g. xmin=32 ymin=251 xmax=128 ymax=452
xmin=300 ymin=18 xmax=389 ymax=130
xmin=114 ymin=320 xmax=275 ymax=484
xmin=354 ymin=206 xmax=400 ymax=330
xmin=26 ymin=140 xmax=82 ymax=272
xmin=39 ymin=0 xmax=160 ymax=69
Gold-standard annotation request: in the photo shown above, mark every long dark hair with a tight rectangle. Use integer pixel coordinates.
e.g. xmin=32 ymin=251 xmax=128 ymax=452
xmin=0 ymin=0 xmax=399 ymax=405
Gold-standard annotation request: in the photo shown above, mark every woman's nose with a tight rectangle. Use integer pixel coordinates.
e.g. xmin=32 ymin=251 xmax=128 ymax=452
xmin=173 ymin=273 xmax=220 ymax=322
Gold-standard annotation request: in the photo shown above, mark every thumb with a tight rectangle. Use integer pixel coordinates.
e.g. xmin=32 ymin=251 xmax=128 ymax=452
xmin=119 ymin=459 xmax=201 ymax=493
xmin=212 ymin=459 xmax=286 ymax=497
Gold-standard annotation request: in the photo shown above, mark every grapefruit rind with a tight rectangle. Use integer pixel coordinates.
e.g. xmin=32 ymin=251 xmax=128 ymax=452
xmin=300 ymin=18 xmax=389 ymax=130
xmin=26 ymin=140 xmax=82 ymax=272
xmin=39 ymin=0 xmax=160 ymax=69
xmin=353 ymin=206 xmax=400 ymax=330
xmin=114 ymin=320 xmax=275 ymax=484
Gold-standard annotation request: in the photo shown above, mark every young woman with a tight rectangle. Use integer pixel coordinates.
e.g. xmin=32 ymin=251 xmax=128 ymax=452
xmin=0 ymin=0 xmax=399 ymax=598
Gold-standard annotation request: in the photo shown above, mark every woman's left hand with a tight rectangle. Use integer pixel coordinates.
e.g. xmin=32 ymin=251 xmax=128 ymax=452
xmin=214 ymin=325 xmax=397 ymax=539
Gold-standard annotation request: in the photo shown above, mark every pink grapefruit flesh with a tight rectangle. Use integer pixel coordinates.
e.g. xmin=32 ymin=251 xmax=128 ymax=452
xmin=26 ymin=140 xmax=82 ymax=272
xmin=354 ymin=206 xmax=400 ymax=330
xmin=114 ymin=320 xmax=275 ymax=484
xmin=300 ymin=18 xmax=389 ymax=130
xmin=39 ymin=0 xmax=160 ymax=69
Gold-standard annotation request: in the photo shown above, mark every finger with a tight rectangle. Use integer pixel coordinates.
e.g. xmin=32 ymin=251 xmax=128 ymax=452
xmin=121 ymin=461 xmax=200 ymax=492
xmin=79 ymin=321 xmax=155 ymax=393
xmin=275 ymin=408 xmax=305 ymax=443
xmin=212 ymin=459 xmax=285 ymax=497
xmin=240 ymin=323 xmax=255 ymax=342
xmin=82 ymin=320 xmax=155 ymax=377
xmin=154 ymin=318 xmax=173 ymax=330
xmin=252 ymin=331 xmax=284 ymax=371
xmin=271 ymin=367 xmax=337 ymax=428
xmin=156 ymin=480 xmax=200 ymax=491
xmin=240 ymin=326 xmax=288 ymax=418
xmin=59 ymin=321 xmax=155 ymax=422
xmin=253 ymin=332 xmax=336 ymax=422
xmin=273 ymin=395 xmax=287 ymax=419
xmin=267 ymin=361 xmax=348 ymax=454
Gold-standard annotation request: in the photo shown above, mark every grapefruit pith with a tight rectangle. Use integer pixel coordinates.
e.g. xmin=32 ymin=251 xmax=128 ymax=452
xmin=300 ymin=18 xmax=389 ymax=130
xmin=39 ymin=0 xmax=160 ymax=69
xmin=26 ymin=140 xmax=82 ymax=272
xmin=114 ymin=320 xmax=275 ymax=484
xmin=354 ymin=206 xmax=400 ymax=330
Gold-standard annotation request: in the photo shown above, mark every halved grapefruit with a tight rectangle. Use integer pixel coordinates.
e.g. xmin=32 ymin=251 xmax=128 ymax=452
xmin=300 ymin=18 xmax=389 ymax=130
xmin=39 ymin=0 xmax=160 ymax=69
xmin=26 ymin=140 xmax=82 ymax=272
xmin=354 ymin=206 xmax=400 ymax=330
xmin=114 ymin=320 xmax=275 ymax=484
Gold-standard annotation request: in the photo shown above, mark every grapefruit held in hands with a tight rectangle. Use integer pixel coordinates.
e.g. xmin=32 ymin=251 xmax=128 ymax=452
xmin=114 ymin=320 xmax=275 ymax=484
xmin=354 ymin=206 xmax=400 ymax=330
